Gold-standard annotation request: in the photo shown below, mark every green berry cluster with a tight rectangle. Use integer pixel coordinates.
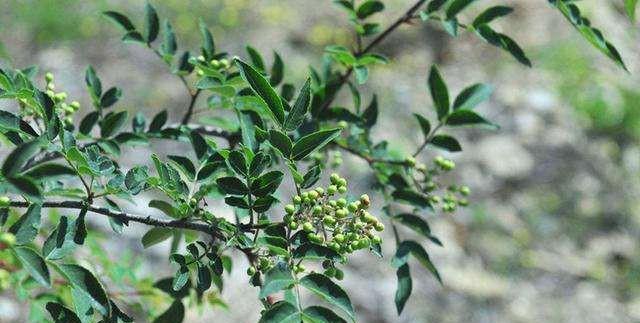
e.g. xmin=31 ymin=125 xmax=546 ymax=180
xmin=44 ymin=72 xmax=80 ymax=126
xmin=283 ymin=173 xmax=384 ymax=254
xmin=408 ymin=156 xmax=471 ymax=213
xmin=194 ymin=56 xmax=231 ymax=76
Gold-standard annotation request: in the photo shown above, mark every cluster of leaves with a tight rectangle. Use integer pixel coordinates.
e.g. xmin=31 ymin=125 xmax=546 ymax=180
xmin=0 ymin=0 xmax=631 ymax=322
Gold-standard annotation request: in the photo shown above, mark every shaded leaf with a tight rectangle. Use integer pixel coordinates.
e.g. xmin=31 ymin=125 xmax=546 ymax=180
xmin=299 ymin=273 xmax=354 ymax=320
xmin=13 ymin=246 xmax=50 ymax=287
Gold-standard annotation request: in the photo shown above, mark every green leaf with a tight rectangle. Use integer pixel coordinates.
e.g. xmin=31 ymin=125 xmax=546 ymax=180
xmin=269 ymin=129 xmax=293 ymax=157
xmin=42 ymin=216 xmax=77 ymax=260
xmin=56 ymin=264 xmax=111 ymax=316
xmin=46 ymin=302 xmax=81 ymax=323
xmin=144 ymin=2 xmax=160 ymax=43
xmin=7 ymin=176 xmax=41 ymax=201
xmin=300 ymin=165 xmax=321 ymax=189
xmin=427 ymin=65 xmax=449 ymax=120
xmin=472 ymin=6 xmax=513 ymax=27
xmin=256 ymin=236 xmax=289 ymax=256
xmin=391 ymin=240 xmax=441 ymax=283
xmin=354 ymin=66 xmax=368 ymax=84
xmin=196 ymin=264 xmax=212 ymax=293
xmin=291 ymin=128 xmax=342 ymax=161
xmin=100 ymin=87 xmax=122 ymax=108
xmin=227 ymin=150 xmax=248 ymax=176
xmin=216 ymin=176 xmax=249 ymax=195
xmin=236 ymin=59 xmax=285 ymax=126
xmin=284 ymin=78 xmax=311 ymax=131
xmin=246 ymin=46 xmax=266 ymax=71
xmin=149 ymin=200 xmax=180 ymax=219
xmin=299 ymin=273 xmax=355 ymax=320
xmin=259 ymin=262 xmax=295 ymax=298
xmin=430 ymin=134 xmax=461 ymax=152
xmin=100 ymin=111 xmax=128 ymax=138
xmin=446 ymin=109 xmax=496 ymax=127
xmin=148 ymin=110 xmax=168 ymax=132
xmin=259 ymin=302 xmax=300 ymax=323
xmin=251 ymin=171 xmax=284 ymax=197
xmin=122 ymin=31 xmax=145 ymax=44
xmin=303 ymin=306 xmax=348 ymax=323
xmin=475 ymin=25 xmax=531 ymax=67
xmin=361 ymin=95 xmax=378 ymax=128
xmin=392 ymin=189 xmax=432 ymax=209
xmin=13 ymin=246 xmax=50 ymax=287
xmin=452 ymin=84 xmax=493 ymax=110
xmin=445 ymin=0 xmax=477 ymax=19
xmin=161 ymin=20 xmax=177 ymax=57
xmin=199 ymin=20 xmax=215 ymax=59
xmin=84 ymin=66 xmax=102 ymax=101
xmin=426 ymin=0 xmax=447 ymax=13
xmin=626 ymin=0 xmax=638 ymax=21
xmin=356 ymin=0 xmax=385 ymax=19
xmin=23 ymin=163 xmax=76 ymax=180
xmin=70 ymin=288 xmax=94 ymax=323
xmin=141 ymin=227 xmax=174 ymax=248
xmin=79 ymin=111 xmax=99 ymax=135
xmin=102 ymin=11 xmax=135 ymax=31
xmin=2 ymin=139 xmax=41 ymax=176
xmin=413 ymin=113 xmax=431 ymax=139
xmin=270 ymin=52 xmax=284 ymax=86
xmin=153 ymin=300 xmax=185 ymax=323
xmin=9 ymin=204 xmax=41 ymax=244
xmin=167 ymin=155 xmax=196 ymax=180
xmin=0 ymin=110 xmax=38 ymax=136
xmin=394 ymin=264 xmax=412 ymax=315
xmin=393 ymin=214 xmax=439 ymax=243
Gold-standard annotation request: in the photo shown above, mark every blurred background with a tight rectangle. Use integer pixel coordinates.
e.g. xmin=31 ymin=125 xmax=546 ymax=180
xmin=1 ymin=0 xmax=639 ymax=322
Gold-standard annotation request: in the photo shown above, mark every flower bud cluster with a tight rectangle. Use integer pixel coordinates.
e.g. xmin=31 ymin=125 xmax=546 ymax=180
xmin=195 ymin=56 xmax=231 ymax=76
xmin=283 ymin=173 xmax=384 ymax=255
xmin=411 ymin=156 xmax=471 ymax=213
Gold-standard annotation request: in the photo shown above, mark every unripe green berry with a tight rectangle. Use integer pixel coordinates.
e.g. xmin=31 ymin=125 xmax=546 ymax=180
xmin=313 ymin=205 xmax=323 ymax=215
xmin=374 ymin=222 xmax=385 ymax=232
xmin=293 ymin=195 xmax=302 ymax=204
xmin=327 ymin=185 xmax=338 ymax=195
xmin=315 ymin=187 xmax=325 ymax=195
xmin=360 ymin=194 xmax=370 ymax=206
xmin=405 ymin=156 xmax=416 ymax=167
xmin=335 ymin=208 xmax=348 ymax=218
xmin=70 ymin=101 xmax=80 ymax=110
xmin=358 ymin=237 xmax=370 ymax=248
xmin=55 ymin=92 xmax=67 ymax=101
xmin=333 ymin=234 xmax=345 ymax=243
xmin=330 ymin=173 xmax=340 ymax=184
xmin=337 ymin=120 xmax=348 ymax=128
xmin=308 ymin=190 xmax=319 ymax=199
xmin=363 ymin=212 xmax=377 ymax=223
xmin=334 ymin=269 xmax=344 ymax=280
xmin=323 ymin=216 xmax=336 ymax=226
xmin=372 ymin=236 xmax=382 ymax=244
xmin=46 ymin=90 xmax=55 ymax=97
xmin=210 ymin=59 xmax=220 ymax=68
xmin=303 ymin=222 xmax=314 ymax=232
xmin=336 ymin=198 xmax=347 ymax=208
xmin=337 ymin=178 xmax=347 ymax=187
xmin=45 ymin=72 xmax=54 ymax=82
xmin=459 ymin=186 xmax=471 ymax=196
xmin=0 ymin=233 xmax=16 ymax=247
xmin=285 ymin=204 xmax=295 ymax=214
xmin=458 ymin=198 xmax=469 ymax=207
xmin=47 ymin=82 xmax=55 ymax=90
xmin=220 ymin=58 xmax=230 ymax=67
xmin=189 ymin=198 xmax=197 ymax=207
xmin=196 ymin=69 xmax=204 ymax=76
xmin=288 ymin=221 xmax=299 ymax=230
xmin=337 ymin=186 xmax=347 ymax=194
xmin=197 ymin=55 xmax=206 ymax=62
xmin=247 ymin=266 xmax=256 ymax=276
xmin=347 ymin=202 xmax=358 ymax=212
xmin=416 ymin=163 xmax=427 ymax=172
xmin=329 ymin=242 xmax=340 ymax=251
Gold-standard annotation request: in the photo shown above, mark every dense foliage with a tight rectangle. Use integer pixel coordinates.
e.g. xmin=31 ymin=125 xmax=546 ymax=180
xmin=0 ymin=0 xmax=632 ymax=322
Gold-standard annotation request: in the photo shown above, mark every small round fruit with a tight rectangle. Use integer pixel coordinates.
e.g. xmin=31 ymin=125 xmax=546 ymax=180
xmin=285 ymin=204 xmax=295 ymax=214
xmin=302 ymin=222 xmax=314 ymax=232
xmin=70 ymin=101 xmax=80 ymax=110
xmin=337 ymin=186 xmax=347 ymax=194
xmin=336 ymin=198 xmax=347 ymax=208
xmin=334 ymin=269 xmax=344 ymax=280
xmin=330 ymin=173 xmax=340 ymax=184
xmin=0 ymin=196 xmax=9 ymax=207
xmin=337 ymin=178 xmax=347 ymax=187
xmin=288 ymin=221 xmax=299 ymax=230
xmin=459 ymin=186 xmax=471 ymax=196
xmin=189 ymin=198 xmax=197 ymax=207
xmin=335 ymin=208 xmax=348 ymax=218
xmin=405 ymin=156 xmax=416 ymax=167
xmin=247 ymin=266 xmax=257 ymax=276
xmin=197 ymin=55 xmax=206 ymax=62
xmin=315 ymin=187 xmax=325 ymax=195
xmin=360 ymin=194 xmax=370 ymax=206
xmin=308 ymin=190 xmax=319 ymax=200
xmin=313 ymin=205 xmax=323 ymax=215
xmin=337 ymin=120 xmax=348 ymax=129
xmin=322 ymin=216 xmax=336 ymax=226
xmin=333 ymin=234 xmax=345 ymax=243
xmin=327 ymin=185 xmax=338 ymax=195
xmin=374 ymin=222 xmax=385 ymax=232
xmin=293 ymin=195 xmax=302 ymax=204
xmin=372 ymin=236 xmax=382 ymax=244
xmin=0 ymin=233 xmax=16 ymax=247
xmin=347 ymin=202 xmax=358 ymax=212
xmin=45 ymin=72 xmax=54 ymax=82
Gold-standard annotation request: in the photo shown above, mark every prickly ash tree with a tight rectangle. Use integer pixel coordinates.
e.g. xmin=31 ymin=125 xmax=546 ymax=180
xmin=0 ymin=0 xmax=630 ymax=322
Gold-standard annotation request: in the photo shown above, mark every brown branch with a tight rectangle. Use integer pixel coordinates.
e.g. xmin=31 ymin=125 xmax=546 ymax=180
xmin=180 ymin=89 xmax=202 ymax=125
xmin=7 ymin=200 xmax=225 ymax=240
